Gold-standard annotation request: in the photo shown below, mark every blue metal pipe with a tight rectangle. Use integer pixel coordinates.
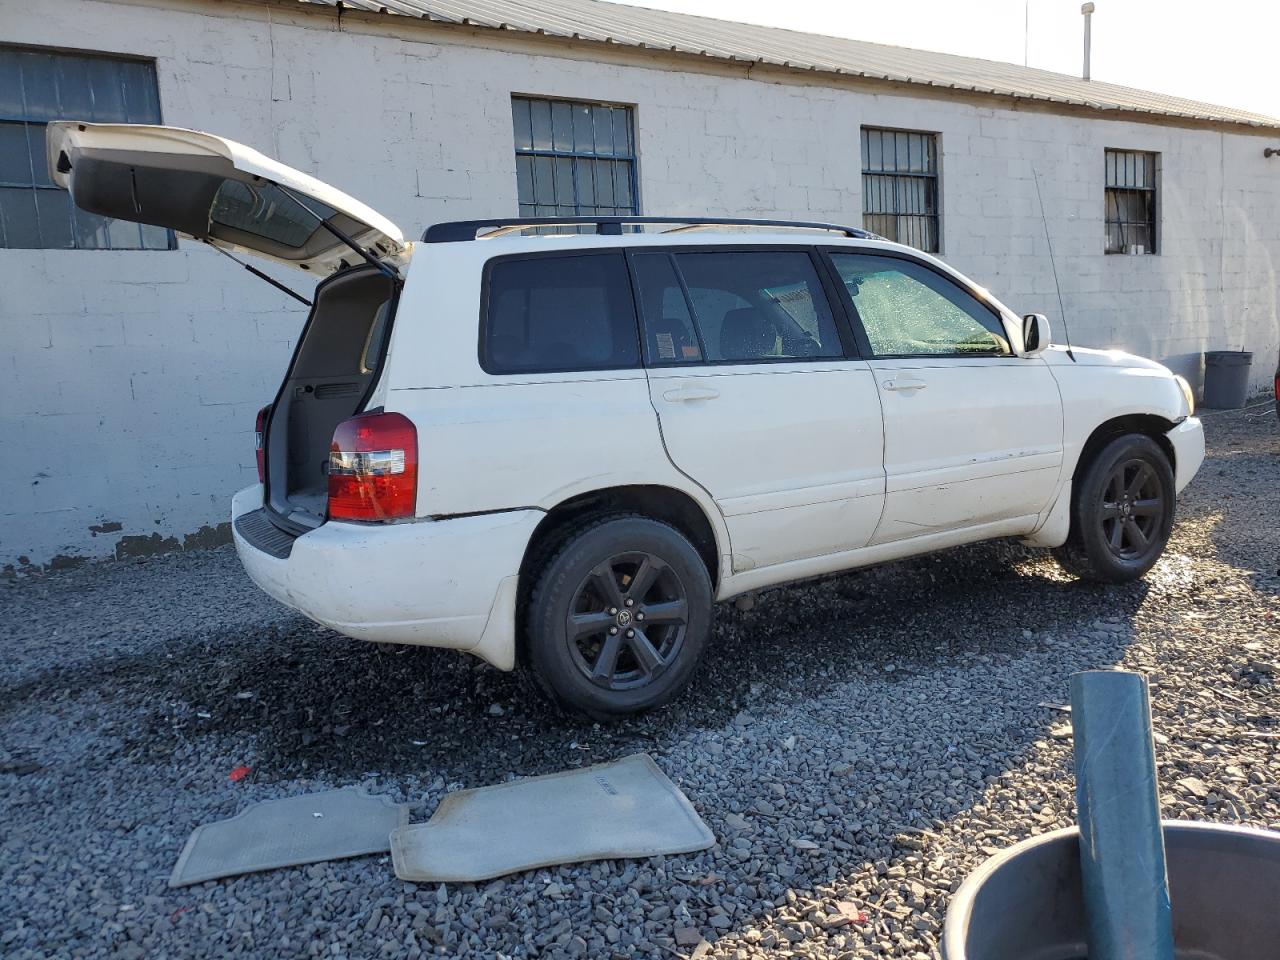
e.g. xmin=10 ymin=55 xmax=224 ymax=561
xmin=1070 ymin=670 xmax=1174 ymax=960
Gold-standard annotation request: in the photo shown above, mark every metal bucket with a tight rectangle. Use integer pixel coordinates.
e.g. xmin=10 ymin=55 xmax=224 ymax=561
xmin=943 ymin=820 xmax=1280 ymax=959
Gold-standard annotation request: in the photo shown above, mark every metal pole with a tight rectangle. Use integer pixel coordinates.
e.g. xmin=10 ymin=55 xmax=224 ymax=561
xmin=1070 ymin=670 xmax=1174 ymax=960
xmin=1082 ymin=3 xmax=1095 ymax=80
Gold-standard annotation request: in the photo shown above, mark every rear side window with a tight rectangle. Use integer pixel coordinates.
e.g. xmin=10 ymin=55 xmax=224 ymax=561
xmin=482 ymin=253 xmax=640 ymax=374
xmin=631 ymin=253 xmax=704 ymax=364
xmin=661 ymin=251 xmax=844 ymax=363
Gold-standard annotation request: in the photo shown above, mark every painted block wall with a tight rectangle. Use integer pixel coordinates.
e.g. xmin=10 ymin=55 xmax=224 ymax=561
xmin=2 ymin=0 xmax=1277 ymax=568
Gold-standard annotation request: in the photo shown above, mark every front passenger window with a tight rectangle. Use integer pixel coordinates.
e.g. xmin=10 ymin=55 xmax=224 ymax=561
xmin=830 ymin=254 xmax=1010 ymax=357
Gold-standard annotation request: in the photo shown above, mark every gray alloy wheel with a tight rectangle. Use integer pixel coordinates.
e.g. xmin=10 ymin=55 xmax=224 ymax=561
xmin=564 ymin=550 xmax=690 ymax=692
xmin=1097 ymin=456 xmax=1166 ymax=561
xmin=1053 ymin=433 xmax=1176 ymax=583
xmin=526 ymin=515 xmax=712 ymax=718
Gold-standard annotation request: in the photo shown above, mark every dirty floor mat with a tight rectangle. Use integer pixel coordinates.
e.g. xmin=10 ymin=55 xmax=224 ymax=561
xmin=391 ymin=754 xmax=715 ymax=882
xmin=170 ymin=787 xmax=409 ymax=887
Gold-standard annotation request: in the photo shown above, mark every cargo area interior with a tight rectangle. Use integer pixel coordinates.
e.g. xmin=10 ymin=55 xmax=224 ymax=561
xmin=265 ymin=265 xmax=398 ymax=529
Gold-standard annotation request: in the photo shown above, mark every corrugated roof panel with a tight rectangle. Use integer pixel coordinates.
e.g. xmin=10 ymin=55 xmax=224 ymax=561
xmin=288 ymin=0 xmax=1280 ymax=129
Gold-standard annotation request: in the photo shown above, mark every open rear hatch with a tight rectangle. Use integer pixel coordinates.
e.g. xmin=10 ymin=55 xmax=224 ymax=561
xmin=47 ymin=121 xmax=406 ymax=273
xmin=47 ymin=122 xmax=408 ymax=534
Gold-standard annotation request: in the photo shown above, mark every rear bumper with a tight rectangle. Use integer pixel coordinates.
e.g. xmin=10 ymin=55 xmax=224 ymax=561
xmin=1168 ymin=417 xmax=1205 ymax=493
xmin=230 ymin=485 xmax=540 ymax=669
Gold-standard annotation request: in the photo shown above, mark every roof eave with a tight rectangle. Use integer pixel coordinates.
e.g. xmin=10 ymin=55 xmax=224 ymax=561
xmin=273 ymin=0 xmax=1280 ymax=133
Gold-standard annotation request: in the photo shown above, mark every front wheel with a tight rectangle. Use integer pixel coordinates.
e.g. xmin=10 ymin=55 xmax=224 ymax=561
xmin=525 ymin=515 xmax=713 ymax=718
xmin=1053 ymin=433 xmax=1176 ymax=583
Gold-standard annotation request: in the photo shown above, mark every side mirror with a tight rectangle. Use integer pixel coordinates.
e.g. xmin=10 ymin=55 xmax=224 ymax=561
xmin=1021 ymin=313 xmax=1051 ymax=357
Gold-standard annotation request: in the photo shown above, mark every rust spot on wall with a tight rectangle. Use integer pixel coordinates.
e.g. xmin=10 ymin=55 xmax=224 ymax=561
xmin=48 ymin=554 xmax=89 ymax=571
xmin=3 ymin=556 xmax=36 ymax=579
xmin=183 ymin=523 xmax=232 ymax=551
xmin=9 ymin=522 xmax=236 ymax=576
xmin=114 ymin=533 xmax=182 ymax=560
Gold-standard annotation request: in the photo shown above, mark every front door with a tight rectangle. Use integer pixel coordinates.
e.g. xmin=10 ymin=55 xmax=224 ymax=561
xmin=826 ymin=251 xmax=1063 ymax=545
xmin=633 ymin=247 xmax=885 ymax=572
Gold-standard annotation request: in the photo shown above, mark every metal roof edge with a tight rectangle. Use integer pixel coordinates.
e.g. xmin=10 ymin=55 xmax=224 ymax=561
xmin=248 ymin=0 xmax=1280 ymax=133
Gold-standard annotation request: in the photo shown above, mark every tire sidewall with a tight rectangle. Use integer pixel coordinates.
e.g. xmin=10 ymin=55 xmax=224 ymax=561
xmin=527 ymin=516 xmax=713 ymax=717
xmin=1075 ymin=434 xmax=1176 ymax=580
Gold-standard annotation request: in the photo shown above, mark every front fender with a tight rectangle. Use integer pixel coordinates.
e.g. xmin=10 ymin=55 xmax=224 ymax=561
xmin=1048 ymin=356 xmax=1189 ymax=479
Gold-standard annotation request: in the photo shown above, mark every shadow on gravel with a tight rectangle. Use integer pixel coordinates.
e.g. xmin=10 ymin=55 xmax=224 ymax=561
xmin=1 ymin=539 xmax=1151 ymax=787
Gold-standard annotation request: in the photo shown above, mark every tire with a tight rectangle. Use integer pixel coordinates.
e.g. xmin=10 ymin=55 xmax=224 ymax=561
xmin=525 ymin=514 xmax=713 ymax=718
xmin=1053 ymin=433 xmax=1176 ymax=583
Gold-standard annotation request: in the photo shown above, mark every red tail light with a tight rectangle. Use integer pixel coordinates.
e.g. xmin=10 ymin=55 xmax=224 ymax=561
xmin=255 ymin=405 xmax=271 ymax=483
xmin=327 ymin=412 xmax=418 ymax=521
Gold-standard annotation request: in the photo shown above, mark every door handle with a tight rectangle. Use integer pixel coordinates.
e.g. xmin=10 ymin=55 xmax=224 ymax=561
xmin=882 ymin=378 xmax=927 ymax=392
xmin=662 ymin=385 xmax=721 ymax=403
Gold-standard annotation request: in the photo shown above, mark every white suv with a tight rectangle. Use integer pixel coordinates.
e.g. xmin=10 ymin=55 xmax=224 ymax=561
xmin=49 ymin=123 xmax=1206 ymax=717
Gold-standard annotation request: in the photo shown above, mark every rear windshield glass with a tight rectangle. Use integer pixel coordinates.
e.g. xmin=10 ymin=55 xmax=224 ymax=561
xmin=482 ymin=253 xmax=640 ymax=374
xmin=210 ymin=180 xmax=337 ymax=249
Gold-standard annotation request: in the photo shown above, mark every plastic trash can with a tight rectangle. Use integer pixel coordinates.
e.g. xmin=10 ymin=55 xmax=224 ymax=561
xmin=942 ymin=820 xmax=1280 ymax=960
xmin=1202 ymin=351 xmax=1253 ymax=409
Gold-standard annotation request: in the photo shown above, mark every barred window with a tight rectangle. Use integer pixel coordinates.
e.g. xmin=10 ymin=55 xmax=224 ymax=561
xmin=0 ymin=46 xmax=172 ymax=250
xmin=511 ymin=96 xmax=638 ymax=222
xmin=861 ymin=127 xmax=939 ymax=253
xmin=1105 ymin=149 xmax=1158 ymax=254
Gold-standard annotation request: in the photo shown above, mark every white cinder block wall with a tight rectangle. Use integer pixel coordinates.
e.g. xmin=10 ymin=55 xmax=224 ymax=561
xmin=2 ymin=0 xmax=1278 ymax=569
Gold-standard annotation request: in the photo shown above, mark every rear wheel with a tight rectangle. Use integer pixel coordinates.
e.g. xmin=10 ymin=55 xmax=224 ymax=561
xmin=1053 ymin=434 xmax=1175 ymax=583
xmin=525 ymin=515 xmax=713 ymax=718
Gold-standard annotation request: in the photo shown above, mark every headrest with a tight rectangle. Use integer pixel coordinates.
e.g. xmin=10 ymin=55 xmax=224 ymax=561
xmin=719 ymin=308 xmax=775 ymax=360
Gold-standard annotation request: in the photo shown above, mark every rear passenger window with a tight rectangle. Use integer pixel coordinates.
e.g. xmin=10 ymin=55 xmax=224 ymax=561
xmin=631 ymin=253 xmax=704 ymax=364
xmin=482 ymin=253 xmax=640 ymax=374
xmin=670 ymin=251 xmax=844 ymax=363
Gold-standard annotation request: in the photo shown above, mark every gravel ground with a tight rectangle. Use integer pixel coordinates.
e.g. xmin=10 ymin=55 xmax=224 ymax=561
xmin=2 ymin=402 xmax=1277 ymax=959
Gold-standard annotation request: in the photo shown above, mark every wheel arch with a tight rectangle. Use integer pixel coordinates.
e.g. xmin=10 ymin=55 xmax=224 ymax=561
xmin=1053 ymin=413 xmax=1180 ymax=582
xmin=519 ymin=485 xmax=724 ymax=599
xmin=1072 ymin=413 xmax=1178 ymax=484
xmin=514 ymin=485 xmax=724 ymax=670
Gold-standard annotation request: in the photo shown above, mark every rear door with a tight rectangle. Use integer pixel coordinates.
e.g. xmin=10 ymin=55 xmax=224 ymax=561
xmin=826 ymin=250 xmax=1063 ymax=545
xmin=46 ymin=122 xmax=405 ymax=274
xmin=635 ymin=246 xmax=885 ymax=572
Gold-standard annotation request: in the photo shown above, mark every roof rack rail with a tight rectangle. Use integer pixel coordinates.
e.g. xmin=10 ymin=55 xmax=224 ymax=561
xmin=422 ymin=216 xmax=880 ymax=243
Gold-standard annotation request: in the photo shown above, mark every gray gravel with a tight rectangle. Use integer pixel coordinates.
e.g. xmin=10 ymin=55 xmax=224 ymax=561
xmin=2 ymin=402 xmax=1277 ymax=959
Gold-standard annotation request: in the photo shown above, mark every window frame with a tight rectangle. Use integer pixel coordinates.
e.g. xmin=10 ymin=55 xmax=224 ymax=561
xmin=477 ymin=248 xmax=645 ymax=377
xmin=1103 ymin=148 xmax=1159 ymax=256
xmin=0 ymin=43 xmax=175 ymax=251
xmin=859 ymin=126 xmax=941 ymax=254
xmin=818 ymin=246 xmax=1015 ymax=361
xmin=510 ymin=94 xmax=641 ymax=221
xmin=624 ymin=244 xmax=863 ymax=368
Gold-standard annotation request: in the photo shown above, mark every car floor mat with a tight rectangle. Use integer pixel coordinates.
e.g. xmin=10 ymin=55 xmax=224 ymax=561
xmin=170 ymin=787 xmax=409 ymax=887
xmin=390 ymin=753 xmax=715 ymax=883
